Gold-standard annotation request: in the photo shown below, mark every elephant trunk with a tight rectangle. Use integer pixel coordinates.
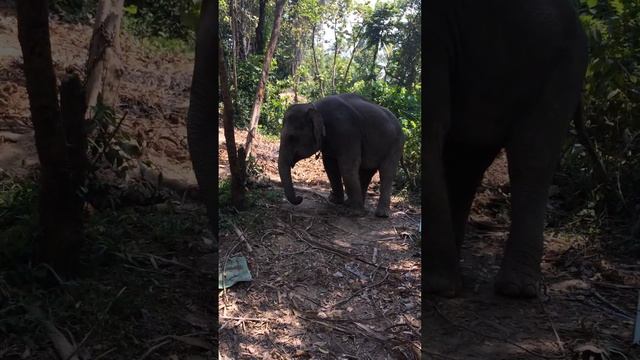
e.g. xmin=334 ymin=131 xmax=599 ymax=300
xmin=278 ymin=154 xmax=302 ymax=205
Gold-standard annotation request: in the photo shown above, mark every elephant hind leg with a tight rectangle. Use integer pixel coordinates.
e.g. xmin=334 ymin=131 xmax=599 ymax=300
xmin=497 ymin=90 xmax=577 ymax=299
xmin=444 ymin=144 xmax=501 ymax=252
xmin=374 ymin=144 xmax=403 ymax=218
xmin=359 ymin=168 xmax=376 ymax=202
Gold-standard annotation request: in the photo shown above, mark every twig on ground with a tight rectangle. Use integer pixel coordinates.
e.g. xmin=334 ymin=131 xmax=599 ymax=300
xmin=65 ymin=287 xmax=127 ymax=360
xmin=220 ymin=315 xmax=272 ymax=322
xmin=333 ymin=270 xmax=389 ymax=308
xmin=594 ymin=281 xmax=640 ymax=290
xmin=38 ymin=263 xmax=68 ymax=286
xmin=42 ymin=320 xmax=79 ymax=360
xmin=539 ymin=301 xmax=565 ymax=354
xmin=94 ymin=347 xmax=118 ymax=360
xmin=143 ymin=253 xmax=203 ymax=274
xmin=138 ymin=339 xmax=171 ymax=360
xmin=232 ymin=222 xmax=253 ymax=253
xmin=592 ymin=289 xmax=634 ymax=320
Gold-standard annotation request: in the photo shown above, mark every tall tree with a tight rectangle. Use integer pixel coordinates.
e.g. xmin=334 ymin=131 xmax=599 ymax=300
xmin=219 ymin=36 xmax=247 ymax=209
xmin=17 ymin=0 xmax=88 ymax=273
xmin=311 ymin=24 xmax=325 ymax=97
xmin=228 ymin=0 xmax=240 ymax=91
xmin=244 ymin=0 xmax=287 ymax=158
xmin=255 ymin=0 xmax=267 ymax=54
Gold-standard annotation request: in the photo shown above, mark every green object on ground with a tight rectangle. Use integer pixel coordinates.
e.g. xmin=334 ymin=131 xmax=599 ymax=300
xmin=219 ymin=256 xmax=252 ymax=289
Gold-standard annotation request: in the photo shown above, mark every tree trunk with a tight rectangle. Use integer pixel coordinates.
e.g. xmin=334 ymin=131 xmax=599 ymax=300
xmin=218 ymin=36 xmax=246 ymax=209
xmin=85 ymin=0 xmax=124 ymax=118
xmin=311 ymin=25 xmax=325 ymax=97
xmin=331 ymin=16 xmax=338 ymax=94
xmin=229 ymin=0 xmax=239 ymax=91
xmin=236 ymin=0 xmax=248 ymax=59
xmin=255 ymin=0 xmax=266 ymax=55
xmin=342 ymin=26 xmax=363 ymax=84
xmin=17 ymin=0 xmax=88 ymax=274
xmin=244 ymin=0 xmax=286 ymax=159
xmin=369 ymin=42 xmax=379 ymax=82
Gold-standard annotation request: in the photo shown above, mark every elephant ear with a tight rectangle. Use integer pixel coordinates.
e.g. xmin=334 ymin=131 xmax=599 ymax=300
xmin=308 ymin=107 xmax=325 ymax=149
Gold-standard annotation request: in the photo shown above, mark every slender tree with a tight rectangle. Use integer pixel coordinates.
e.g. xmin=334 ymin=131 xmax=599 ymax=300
xmin=255 ymin=0 xmax=267 ymax=54
xmin=17 ymin=0 xmax=88 ymax=273
xmin=311 ymin=24 xmax=325 ymax=97
xmin=244 ymin=0 xmax=287 ymax=158
xmin=219 ymin=36 xmax=247 ymax=209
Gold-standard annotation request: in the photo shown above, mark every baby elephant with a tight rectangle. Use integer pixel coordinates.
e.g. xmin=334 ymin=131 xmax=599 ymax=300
xmin=277 ymin=94 xmax=405 ymax=217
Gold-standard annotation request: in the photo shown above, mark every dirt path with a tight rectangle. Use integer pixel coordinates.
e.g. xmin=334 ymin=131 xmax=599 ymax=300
xmin=425 ymin=154 xmax=640 ymax=360
xmin=218 ymin=129 xmax=422 ymax=359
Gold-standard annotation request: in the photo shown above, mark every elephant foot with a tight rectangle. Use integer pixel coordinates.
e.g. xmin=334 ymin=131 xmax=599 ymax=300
xmin=494 ymin=263 xmax=540 ymax=298
xmin=328 ymin=191 xmax=344 ymax=204
xmin=425 ymin=271 xmax=462 ymax=298
xmin=374 ymin=206 xmax=390 ymax=218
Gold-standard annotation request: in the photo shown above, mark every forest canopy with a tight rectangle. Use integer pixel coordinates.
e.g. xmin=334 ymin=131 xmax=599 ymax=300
xmin=218 ymin=0 xmax=422 ymax=191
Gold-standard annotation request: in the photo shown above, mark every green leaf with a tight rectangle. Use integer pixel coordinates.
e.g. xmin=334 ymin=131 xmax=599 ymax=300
xmin=124 ymin=4 xmax=138 ymax=15
xmin=611 ymin=0 xmax=624 ymax=15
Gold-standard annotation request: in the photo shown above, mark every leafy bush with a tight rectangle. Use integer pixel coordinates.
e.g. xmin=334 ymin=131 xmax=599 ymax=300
xmin=123 ymin=0 xmax=198 ymax=39
xmin=49 ymin=0 xmax=96 ymax=23
xmin=558 ymin=0 xmax=640 ymax=227
xmin=0 ymin=180 xmax=38 ymax=267
xmin=260 ymin=79 xmax=294 ymax=136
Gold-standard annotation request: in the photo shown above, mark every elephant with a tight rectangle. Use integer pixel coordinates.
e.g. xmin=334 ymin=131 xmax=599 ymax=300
xmin=186 ymin=1 xmax=216 ymax=231
xmin=424 ymin=0 xmax=589 ymax=298
xmin=278 ymin=94 xmax=405 ymax=218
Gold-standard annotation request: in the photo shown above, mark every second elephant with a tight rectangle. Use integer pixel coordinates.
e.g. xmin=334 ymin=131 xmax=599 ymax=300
xmin=278 ymin=94 xmax=405 ymax=217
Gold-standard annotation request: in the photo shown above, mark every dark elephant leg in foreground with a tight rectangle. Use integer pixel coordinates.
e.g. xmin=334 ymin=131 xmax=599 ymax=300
xmin=444 ymin=145 xmax=501 ymax=251
xmin=423 ymin=50 xmax=461 ymax=296
xmin=496 ymin=61 xmax=581 ymax=298
xmin=323 ymin=155 xmax=344 ymax=204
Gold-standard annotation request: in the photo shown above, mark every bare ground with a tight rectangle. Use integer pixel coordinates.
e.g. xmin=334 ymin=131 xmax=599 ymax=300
xmin=425 ymin=153 xmax=640 ymax=360
xmin=218 ymin=129 xmax=422 ymax=359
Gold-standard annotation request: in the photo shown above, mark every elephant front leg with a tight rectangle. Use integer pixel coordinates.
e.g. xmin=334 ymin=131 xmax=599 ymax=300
xmin=423 ymin=38 xmax=460 ymax=296
xmin=424 ymin=133 xmax=461 ymax=297
xmin=322 ymin=156 xmax=344 ymax=204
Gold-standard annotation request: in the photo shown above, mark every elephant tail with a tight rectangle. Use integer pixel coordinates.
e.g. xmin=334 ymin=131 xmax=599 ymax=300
xmin=573 ymin=99 xmax=607 ymax=182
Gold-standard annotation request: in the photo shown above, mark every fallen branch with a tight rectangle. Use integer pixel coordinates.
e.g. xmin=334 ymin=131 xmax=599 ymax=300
xmin=232 ymin=222 xmax=253 ymax=252
xmin=220 ymin=315 xmax=272 ymax=322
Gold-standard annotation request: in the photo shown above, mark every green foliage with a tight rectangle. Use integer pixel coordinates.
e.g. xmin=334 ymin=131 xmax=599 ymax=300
xmin=559 ymin=0 xmax=640 ymax=226
xmin=220 ymin=0 xmax=422 ymax=194
xmin=49 ymin=0 xmax=96 ymax=23
xmin=87 ymin=101 xmax=142 ymax=178
xmin=260 ymin=79 xmax=293 ymax=135
xmin=0 ymin=180 xmax=38 ymax=267
xmin=123 ymin=0 xmax=199 ymax=40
